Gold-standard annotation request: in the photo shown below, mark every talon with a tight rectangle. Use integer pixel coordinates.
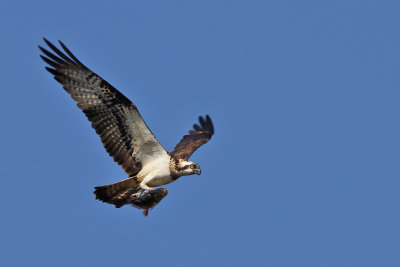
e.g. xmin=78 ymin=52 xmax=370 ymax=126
xmin=145 ymin=188 xmax=154 ymax=194
xmin=130 ymin=190 xmax=144 ymax=199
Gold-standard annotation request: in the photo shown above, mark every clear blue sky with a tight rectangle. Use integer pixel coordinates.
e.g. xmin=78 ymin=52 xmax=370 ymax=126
xmin=1 ymin=1 xmax=399 ymax=266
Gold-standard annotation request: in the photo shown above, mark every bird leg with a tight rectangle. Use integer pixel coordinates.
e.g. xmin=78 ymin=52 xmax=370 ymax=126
xmin=139 ymin=183 xmax=154 ymax=192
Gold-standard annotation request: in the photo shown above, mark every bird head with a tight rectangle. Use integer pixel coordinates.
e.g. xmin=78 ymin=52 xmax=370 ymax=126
xmin=177 ymin=161 xmax=201 ymax=176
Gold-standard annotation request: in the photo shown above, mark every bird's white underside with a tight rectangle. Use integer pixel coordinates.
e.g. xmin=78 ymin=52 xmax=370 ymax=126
xmin=138 ymin=154 xmax=173 ymax=188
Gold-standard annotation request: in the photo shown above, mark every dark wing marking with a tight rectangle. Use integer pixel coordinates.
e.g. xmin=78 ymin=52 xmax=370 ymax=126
xmin=170 ymin=115 xmax=214 ymax=160
xmin=40 ymin=38 xmax=167 ymax=176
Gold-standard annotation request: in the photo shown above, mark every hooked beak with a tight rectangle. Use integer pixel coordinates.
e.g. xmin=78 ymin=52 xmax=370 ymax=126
xmin=195 ymin=169 xmax=201 ymax=175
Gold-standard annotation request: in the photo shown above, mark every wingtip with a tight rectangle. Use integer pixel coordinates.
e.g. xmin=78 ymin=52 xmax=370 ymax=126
xmin=38 ymin=45 xmax=46 ymax=53
xmin=198 ymin=116 xmax=207 ymax=129
xmin=58 ymin=39 xmax=85 ymax=66
xmin=40 ymin=55 xmax=58 ymax=68
xmin=38 ymin=45 xmax=46 ymax=55
xmin=45 ymin=66 xmax=59 ymax=76
xmin=202 ymin=114 xmax=214 ymax=134
xmin=193 ymin=123 xmax=202 ymax=131
xmin=58 ymin=39 xmax=65 ymax=47
xmin=43 ymin=37 xmax=52 ymax=47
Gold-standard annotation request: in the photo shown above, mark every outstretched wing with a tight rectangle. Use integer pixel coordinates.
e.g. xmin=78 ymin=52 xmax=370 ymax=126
xmin=39 ymin=38 xmax=167 ymax=176
xmin=170 ymin=115 xmax=214 ymax=160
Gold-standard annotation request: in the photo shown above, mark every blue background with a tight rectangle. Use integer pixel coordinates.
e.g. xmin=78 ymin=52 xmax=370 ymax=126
xmin=1 ymin=1 xmax=399 ymax=266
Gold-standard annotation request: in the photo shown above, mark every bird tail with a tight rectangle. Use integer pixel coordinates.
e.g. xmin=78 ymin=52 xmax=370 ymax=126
xmin=94 ymin=177 xmax=140 ymax=208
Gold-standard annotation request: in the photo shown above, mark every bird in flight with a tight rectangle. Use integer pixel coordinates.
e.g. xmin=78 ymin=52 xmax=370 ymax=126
xmin=39 ymin=38 xmax=214 ymax=210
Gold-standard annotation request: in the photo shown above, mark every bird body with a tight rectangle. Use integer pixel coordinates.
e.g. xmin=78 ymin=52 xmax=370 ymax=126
xmin=39 ymin=38 xmax=214 ymax=210
xmin=139 ymin=155 xmax=174 ymax=187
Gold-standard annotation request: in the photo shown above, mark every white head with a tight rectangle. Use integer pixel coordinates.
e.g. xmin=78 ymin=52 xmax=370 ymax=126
xmin=176 ymin=160 xmax=201 ymax=176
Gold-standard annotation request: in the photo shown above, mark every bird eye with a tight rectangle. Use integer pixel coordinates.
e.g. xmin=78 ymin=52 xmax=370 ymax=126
xmin=190 ymin=164 xmax=196 ymax=169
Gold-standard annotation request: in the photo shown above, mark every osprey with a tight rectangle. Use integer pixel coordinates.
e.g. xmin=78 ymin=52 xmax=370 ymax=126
xmin=39 ymin=39 xmax=214 ymax=209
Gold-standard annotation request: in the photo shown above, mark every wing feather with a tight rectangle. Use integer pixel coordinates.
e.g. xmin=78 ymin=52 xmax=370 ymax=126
xmin=40 ymin=38 xmax=167 ymax=176
xmin=170 ymin=115 xmax=214 ymax=161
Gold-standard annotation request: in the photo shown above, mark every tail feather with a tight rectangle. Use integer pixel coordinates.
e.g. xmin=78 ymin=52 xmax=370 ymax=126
xmin=94 ymin=177 xmax=140 ymax=208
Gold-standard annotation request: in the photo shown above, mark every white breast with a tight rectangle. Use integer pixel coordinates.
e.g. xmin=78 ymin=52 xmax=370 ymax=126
xmin=138 ymin=154 xmax=173 ymax=187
